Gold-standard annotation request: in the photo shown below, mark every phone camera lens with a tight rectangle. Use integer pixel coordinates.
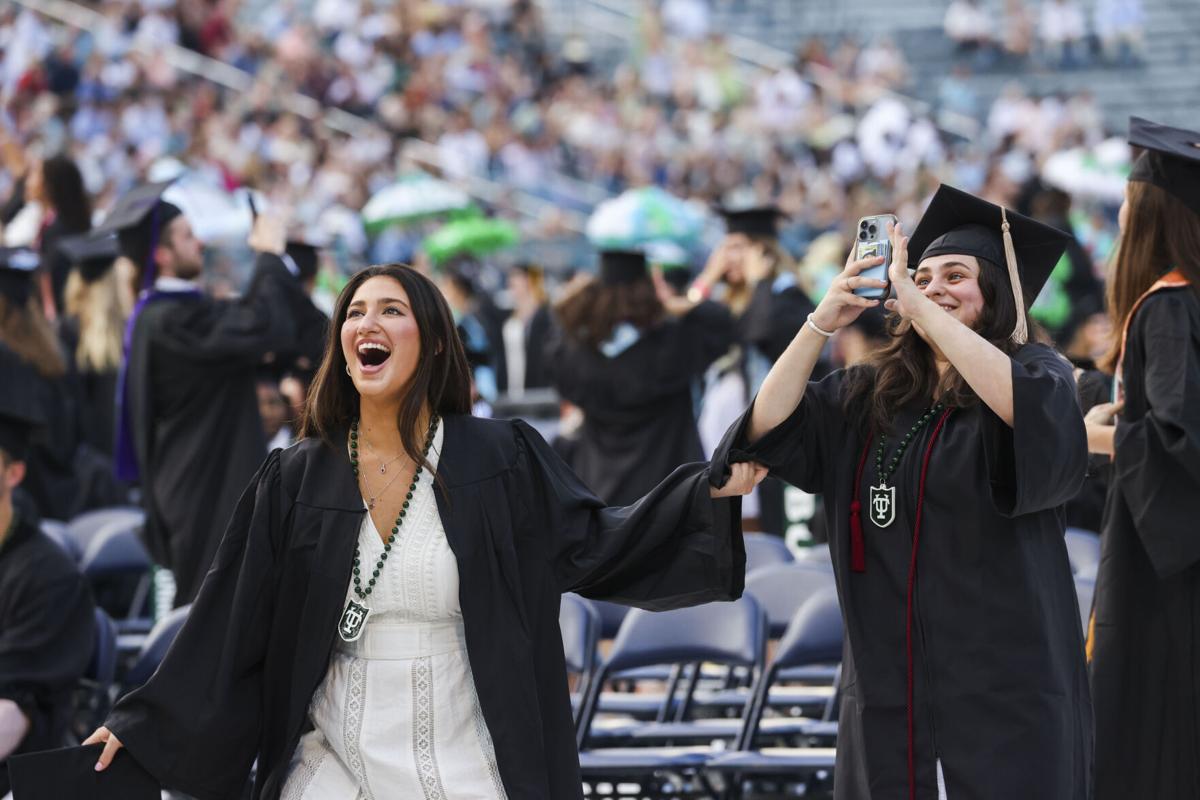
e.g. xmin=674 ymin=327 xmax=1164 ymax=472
xmin=868 ymin=225 xmax=877 ymax=235
xmin=860 ymin=220 xmax=869 ymax=229
xmin=858 ymin=230 xmax=867 ymax=240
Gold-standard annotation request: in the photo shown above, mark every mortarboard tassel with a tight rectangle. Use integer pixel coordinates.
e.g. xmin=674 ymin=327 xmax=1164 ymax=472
xmin=1000 ymin=207 xmax=1028 ymax=345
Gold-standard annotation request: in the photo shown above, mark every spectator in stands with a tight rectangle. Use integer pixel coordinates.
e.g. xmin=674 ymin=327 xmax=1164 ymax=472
xmin=1002 ymin=0 xmax=1037 ymax=59
xmin=498 ymin=262 xmax=553 ymax=396
xmin=1093 ymin=0 xmax=1144 ymax=64
xmin=84 ymin=263 xmax=763 ymax=799
xmin=0 ymin=370 xmax=96 ymax=798
xmin=1039 ymin=0 xmax=1088 ymax=68
xmin=943 ymin=0 xmax=995 ymax=55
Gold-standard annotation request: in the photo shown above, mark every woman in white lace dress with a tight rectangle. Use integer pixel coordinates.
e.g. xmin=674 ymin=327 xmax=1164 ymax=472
xmin=85 ymin=264 xmax=765 ymax=800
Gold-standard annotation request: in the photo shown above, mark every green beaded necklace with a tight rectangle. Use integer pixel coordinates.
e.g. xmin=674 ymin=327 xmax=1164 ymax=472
xmin=867 ymin=402 xmax=946 ymax=529
xmin=337 ymin=416 xmax=438 ymax=643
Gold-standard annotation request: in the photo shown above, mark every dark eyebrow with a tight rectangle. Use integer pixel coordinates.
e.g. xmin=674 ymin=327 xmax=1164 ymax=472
xmin=916 ymin=261 xmax=975 ymax=274
xmin=348 ymin=297 xmax=411 ymax=309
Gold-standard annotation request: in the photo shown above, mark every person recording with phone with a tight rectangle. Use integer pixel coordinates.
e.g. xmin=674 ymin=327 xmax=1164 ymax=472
xmin=713 ymin=185 xmax=1091 ymax=800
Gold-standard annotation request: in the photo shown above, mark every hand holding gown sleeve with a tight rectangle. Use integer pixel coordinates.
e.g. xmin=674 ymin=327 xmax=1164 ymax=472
xmin=979 ymin=343 xmax=1088 ymax=517
xmin=104 ymin=451 xmax=284 ymax=800
xmin=512 ymin=420 xmax=745 ymax=611
xmin=1112 ymin=292 xmax=1200 ymax=577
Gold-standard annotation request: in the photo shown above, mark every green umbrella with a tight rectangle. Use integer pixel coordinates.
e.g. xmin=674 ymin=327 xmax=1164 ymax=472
xmin=423 ymin=218 xmax=520 ymax=264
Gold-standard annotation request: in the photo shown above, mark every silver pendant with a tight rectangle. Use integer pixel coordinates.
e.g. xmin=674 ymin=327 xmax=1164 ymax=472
xmin=380 ymin=464 xmax=386 ymax=474
xmin=338 ymin=599 xmax=371 ymax=642
xmin=869 ymin=482 xmax=896 ymax=528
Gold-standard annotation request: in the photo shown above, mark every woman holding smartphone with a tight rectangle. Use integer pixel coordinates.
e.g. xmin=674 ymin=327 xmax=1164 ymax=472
xmin=714 ymin=185 xmax=1091 ymax=799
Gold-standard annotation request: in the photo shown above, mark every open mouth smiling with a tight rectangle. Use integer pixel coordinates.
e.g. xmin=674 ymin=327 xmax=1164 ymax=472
xmin=357 ymin=341 xmax=392 ymax=369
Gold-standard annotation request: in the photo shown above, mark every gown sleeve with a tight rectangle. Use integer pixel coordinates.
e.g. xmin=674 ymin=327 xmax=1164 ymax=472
xmin=709 ymin=368 xmax=851 ymax=494
xmin=154 ymin=254 xmax=300 ymax=367
xmin=511 ymin=420 xmax=745 ymax=611
xmin=979 ymin=342 xmax=1087 ymax=517
xmin=104 ymin=450 xmax=284 ymax=800
xmin=1112 ymin=291 xmax=1200 ymax=577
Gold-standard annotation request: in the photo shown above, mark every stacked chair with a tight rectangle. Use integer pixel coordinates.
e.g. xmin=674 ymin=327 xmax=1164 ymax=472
xmin=560 ymin=532 xmax=848 ymax=799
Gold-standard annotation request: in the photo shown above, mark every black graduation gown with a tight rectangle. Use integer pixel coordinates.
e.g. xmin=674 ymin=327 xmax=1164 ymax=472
xmin=57 ymin=317 xmax=120 ymax=458
xmin=713 ymin=343 xmax=1091 ymax=799
xmin=735 ymin=278 xmax=819 ymax=533
xmin=735 ymin=277 xmax=815 ymax=365
xmin=0 ymin=514 xmax=96 ymax=796
xmin=126 ymin=254 xmax=298 ymax=605
xmin=1091 ymin=287 xmax=1200 ymax=800
xmin=547 ymin=300 xmax=734 ymax=506
xmin=0 ymin=346 xmax=119 ymax=521
xmin=103 ymin=414 xmax=744 ymax=800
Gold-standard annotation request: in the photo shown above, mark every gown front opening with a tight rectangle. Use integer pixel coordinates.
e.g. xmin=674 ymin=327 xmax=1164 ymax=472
xmin=280 ymin=421 xmax=508 ymax=800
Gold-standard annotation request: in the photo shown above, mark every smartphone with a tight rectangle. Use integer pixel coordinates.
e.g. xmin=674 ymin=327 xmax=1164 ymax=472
xmin=852 ymin=214 xmax=898 ymax=299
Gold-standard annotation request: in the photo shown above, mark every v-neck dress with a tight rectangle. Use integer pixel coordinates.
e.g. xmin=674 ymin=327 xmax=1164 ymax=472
xmin=280 ymin=422 xmax=508 ymax=800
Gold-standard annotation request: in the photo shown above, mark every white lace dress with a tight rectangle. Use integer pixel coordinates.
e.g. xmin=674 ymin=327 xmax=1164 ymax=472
xmin=281 ymin=422 xmax=508 ymax=800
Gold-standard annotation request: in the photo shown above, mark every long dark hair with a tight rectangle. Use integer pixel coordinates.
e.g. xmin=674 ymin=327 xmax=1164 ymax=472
xmin=553 ymin=273 xmax=664 ymax=349
xmin=300 ymin=265 xmax=473 ymax=472
xmin=41 ymin=156 xmax=92 ymax=234
xmin=1099 ymin=180 xmax=1200 ymax=373
xmin=842 ymin=256 xmax=1027 ymax=435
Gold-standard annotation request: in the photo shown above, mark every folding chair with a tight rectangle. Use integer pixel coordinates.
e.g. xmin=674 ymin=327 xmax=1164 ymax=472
xmin=121 ymin=604 xmax=191 ymax=690
xmin=66 ymin=506 xmax=144 ymax=555
xmin=743 ymin=532 xmax=793 ymax=574
xmin=707 ymin=588 xmax=844 ymax=799
xmin=575 ymin=596 xmax=767 ymax=798
xmin=80 ymin=521 xmax=155 ymax=644
xmin=72 ymin=608 xmax=119 ymax=740
xmin=39 ymin=519 xmax=80 ymax=561
xmin=561 ymin=593 xmax=600 ymax=725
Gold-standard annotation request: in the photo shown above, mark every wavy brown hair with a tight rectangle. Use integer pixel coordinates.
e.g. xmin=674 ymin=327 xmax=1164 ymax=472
xmin=553 ymin=273 xmax=664 ymax=349
xmin=300 ymin=265 xmax=473 ymax=474
xmin=1099 ymin=180 xmax=1200 ymax=373
xmin=0 ymin=296 xmax=66 ymax=379
xmin=842 ymin=256 xmax=1029 ymax=435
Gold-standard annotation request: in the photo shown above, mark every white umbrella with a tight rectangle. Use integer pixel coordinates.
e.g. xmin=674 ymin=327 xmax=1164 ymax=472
xmin=361 ymin=174 xmax=473 ymax=233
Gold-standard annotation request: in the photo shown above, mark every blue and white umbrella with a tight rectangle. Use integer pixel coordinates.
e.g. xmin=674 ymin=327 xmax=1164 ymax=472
xmin=586 ymin=187 xmax=709 ymax=249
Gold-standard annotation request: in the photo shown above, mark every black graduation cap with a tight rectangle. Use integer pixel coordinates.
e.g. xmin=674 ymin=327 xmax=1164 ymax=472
xmin=0 ymin=350 xmax=45 ymax=461
xmin=598 ymin=249 xmax=648 ymax=285
xmin=719 ymin=206 xmax=784 ymax=238
xmin=908 ymin=184 xmax=1072 ymax=343
xmin=92 ymin=180 xmax=182 ymax=284
xmin=0 ymin=246 xmax=39 ymax=307
xmin=1128 ymin=116 xmax=1200 ymax=216
xmin=7 ymin=744 xmax=160 ymax=800
xmin=284 ymin=231 xmax=326 ymax=282
xmin=57 ymin=232 xmax=120 ymax=283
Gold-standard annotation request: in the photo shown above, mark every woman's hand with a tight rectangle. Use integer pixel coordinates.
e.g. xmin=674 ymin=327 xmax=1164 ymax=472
xmin=808 ymin=247 xmax=886 ymax=333
xmin=1084 ymin=401 xmax=1122 ymax=456
xmin=710 ymin=461 xmax=769 ymax=498
xmin=82 ymin=726 xmax=124 ymax=771
xmin=881 ymin=222 xmax=932 ymax=322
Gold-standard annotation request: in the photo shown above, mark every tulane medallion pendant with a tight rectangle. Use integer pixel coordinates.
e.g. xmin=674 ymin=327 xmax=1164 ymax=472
xmin=338 ymin=599 xmax=370 ymax=642
xmin=869 ymin=482 xmax=896 ymax=528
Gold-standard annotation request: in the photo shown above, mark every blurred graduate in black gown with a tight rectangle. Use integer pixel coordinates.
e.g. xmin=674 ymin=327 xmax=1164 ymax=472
xmin=715 ymin=186 xmax=1091 ymax=799
xmin=0 ymin=247 xmax=120 ymax=520
xmin=0 ymin=377 xmax=95 ymax=796
xmin=547 ymin=249 xmax=734 ymax=505
xmin=691 ymin=206 xmax=819 ymax=533
xmin=1085 ymin=117 xmax=1200 ymax=800
xmin=56 ymin=233 xmax=127 ymax=459
xmin=103 ymin=182 xmax=310 ymax=606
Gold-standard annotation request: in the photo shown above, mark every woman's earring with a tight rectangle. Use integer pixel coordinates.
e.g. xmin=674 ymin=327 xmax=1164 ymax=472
xmin=345 ymin=364 xmax=351 ymax=376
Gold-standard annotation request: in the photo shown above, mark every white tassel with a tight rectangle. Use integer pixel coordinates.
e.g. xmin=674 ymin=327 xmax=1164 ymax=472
xmin=1001 ymin=208 xmax=1028 ymax=345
